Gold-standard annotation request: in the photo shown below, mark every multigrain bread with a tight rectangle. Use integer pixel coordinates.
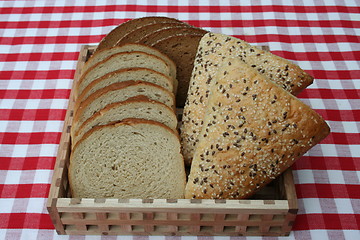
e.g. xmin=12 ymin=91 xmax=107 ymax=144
xmin=69 ymin=118 xmax=186 ymax=198
xmin=75 ymin=51 xmax=172 ymax=98
xmin=77 ymin=67 xmax=175 ymax=104
xmin=72 ymin=81 xmax=175 ymax=138
xmin=115 ymin=22 xmax=190 ymax=46
xmin=181 ymin=32 xmax=314 ymax=165
xmin=96 ymin=16 xmax=184 ymax=52
xmin=184 ymin=57 xmax=330 ymax=199
xmin=82 ymin=43 xmax=177 ymax=82
xmin=152 ymin=33 xmax=207 ymax=107
xmin=72 ymin=96 xmax=178 ymax=148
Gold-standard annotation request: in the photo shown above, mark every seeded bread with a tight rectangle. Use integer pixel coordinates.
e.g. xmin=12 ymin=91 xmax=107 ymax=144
xmin=115 ymin=22 xmax=190 ymax=46
xmin=72 ymin=81 xmax=175 ymax=138
xmin=96 ymin=16 xmax=184 ymax=52
xmin=152 ymin=33 xmax=207 ymax=107
xmin=69 ymin=118 xmax=186 ymax=198
xmin=75 ymin=51 xmax=172 ymax=98
xmin=185 ymin=57 xmax=330 ymax=199
xmin=83 ymin=43 xmax=177 ymax=82
xmin=77 ymin=67 xmax=175 ymax=104
xmin=181 ymin=32 xmax=314 ymax=165
xmin=72 ymin=95 xmax=178 ymax=148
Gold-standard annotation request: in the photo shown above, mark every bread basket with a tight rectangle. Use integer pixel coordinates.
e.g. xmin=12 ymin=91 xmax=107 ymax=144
xmin=47 ymin=45 xmax=298 ymax=236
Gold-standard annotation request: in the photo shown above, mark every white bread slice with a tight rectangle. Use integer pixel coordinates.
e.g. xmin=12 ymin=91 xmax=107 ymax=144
xmin=83 ymin=43 xmax=177 ymax=82
xmin=72 ymin=95 xmax=178 ymax=148
xmin=185 ymin=57 xmax=330 ymax=199
xmin=72 ymin=81 xmax=175 ymax=138
xmin=75 ymin=51 xmax=171 ymax=98
xmin=69 ymin=118 xmax=186 ymax=198
xmin=77 ymin=67 xmax=175 ymax=104
xmin=181 ymin=32 xmax=314 ymax=165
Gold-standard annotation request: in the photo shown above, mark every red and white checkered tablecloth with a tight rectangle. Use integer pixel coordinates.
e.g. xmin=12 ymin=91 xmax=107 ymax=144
xmin=0 ymin=0 xmax=359 ymax=239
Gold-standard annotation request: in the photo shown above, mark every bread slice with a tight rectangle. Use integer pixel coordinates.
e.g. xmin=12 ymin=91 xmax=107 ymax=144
xmin=77 ymin=67 xmax=175 ymax=104
xmin=181 ymin=32 xmax=314 ymax=165
xmin=72 ymin=81 xmax=175 ymax=138
xmin=72 ymin=95 xmax=178 ymax=148
xmin=69 ymin=118 xmax=186 ymax=198
xmin=185 ymin=57 xmax=330 ymax=199
xmin=83 ymin=43 xmax=177 ymax=82
xmin=151 ymin=33 xmax=207 ymax=107
xmin=96 ymin=16 xmax=184 ymax=51
xmin=141 ymin=27 xmax=207 ymax=47
xmin=75 ymin=51 xmax=171 ymax=98
xmin=115 ymin=22 xmax=190 ymax=46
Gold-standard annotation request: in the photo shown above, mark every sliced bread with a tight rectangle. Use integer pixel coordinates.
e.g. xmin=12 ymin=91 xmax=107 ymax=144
xmin=181 ymin=32 xmax=314 ymax=165
xmin=96 ymin=16 xmax=184 ymax=51
xmin=69 ymin=118 xmax=186 ymax=198
xmin=72 ymin=81 xmax=175 ymax=138
xmin=185 ymin=57 xmax=330 ymax=199
xmin=83 ymin=43 xmax=177 ymax=82
xmin=77 ymin=67 xmax=175 ymax=104
xmin=151 ymin=33 xmax=206 ymax=107
xmin=75 ymin=51 xmax=171 ymax=98
xmin=141 ymin=27 xmax=207 ymax=46
xmin=72 ymin=95 xmax=178 ymax=148
xmin=115 ymin=22 xmax=190 ymax=46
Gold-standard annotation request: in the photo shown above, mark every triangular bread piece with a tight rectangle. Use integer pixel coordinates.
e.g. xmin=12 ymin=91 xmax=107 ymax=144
xmin=185 ymin=57 xmax=330 ymax=199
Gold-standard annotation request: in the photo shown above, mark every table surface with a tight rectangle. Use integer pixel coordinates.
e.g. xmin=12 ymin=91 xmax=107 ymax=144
xmin=0 ymin=0 xmax=359 ymax=239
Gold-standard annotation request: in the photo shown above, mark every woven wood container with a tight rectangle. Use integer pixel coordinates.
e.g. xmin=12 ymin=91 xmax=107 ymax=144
xmin=47 ymin=45 xmax=298 ymax=236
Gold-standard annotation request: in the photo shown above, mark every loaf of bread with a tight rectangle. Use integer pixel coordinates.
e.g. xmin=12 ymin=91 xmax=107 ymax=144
xmin=181 ymin=32 xmax=314 ymax=165
xmin=184 ymin=57 xmax=330 ymax=199
xmin=72 ymin=81 xmax=175 ymax=138
xmin=69 ymin=118 xmax=186 ymax=198
xmin=75 ymin=51 xmax=172 ymax=98
xmin=77 ymin=67 xmax=175 ymax=104
xmin=72 ymin=95 xmax=178 ymax=148
xmin=96 ymin=16 xmax=184 ymax=52
xmin=83 ymin=43 xmax=177 ymax=82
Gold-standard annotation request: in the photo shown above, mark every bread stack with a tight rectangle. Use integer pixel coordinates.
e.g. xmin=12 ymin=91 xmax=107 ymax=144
xmin=95 ymin=16 xmax=208 ymax=107
xmin=69 ymin=43 xmax=186 ymax=199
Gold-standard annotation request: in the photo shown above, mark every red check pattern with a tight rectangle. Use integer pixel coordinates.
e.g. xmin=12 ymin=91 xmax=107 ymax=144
xmin=0 ymin=1 xmax=359 ymax=239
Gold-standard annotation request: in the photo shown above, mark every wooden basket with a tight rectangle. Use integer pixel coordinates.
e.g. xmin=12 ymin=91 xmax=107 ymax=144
xmin=47 ymin=45 xmax=298 ymax=236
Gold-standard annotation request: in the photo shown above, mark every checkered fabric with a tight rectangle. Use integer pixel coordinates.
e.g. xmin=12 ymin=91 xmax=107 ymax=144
xmin=0 ymin=0 xmax=359 ymax=239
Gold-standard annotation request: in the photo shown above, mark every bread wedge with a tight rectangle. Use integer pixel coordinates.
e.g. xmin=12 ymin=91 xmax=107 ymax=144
xmin=185 ymin=57 xmax=330 ymax=199
xmin=181 ymin=32 xmax=314 ymax=165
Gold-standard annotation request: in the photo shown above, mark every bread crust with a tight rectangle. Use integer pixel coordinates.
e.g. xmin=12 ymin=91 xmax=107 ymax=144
xmin=184 ymin=57 xmax=330 ymax=199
